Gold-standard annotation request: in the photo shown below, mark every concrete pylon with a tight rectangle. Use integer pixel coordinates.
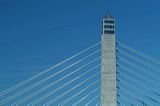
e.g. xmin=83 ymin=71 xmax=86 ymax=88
xmin=101 ymin=13 xmax=117 ymax=106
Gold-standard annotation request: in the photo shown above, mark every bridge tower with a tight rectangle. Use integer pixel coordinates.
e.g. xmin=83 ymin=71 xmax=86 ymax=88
xmin=101 ymin=13 xmax=117 ymax=106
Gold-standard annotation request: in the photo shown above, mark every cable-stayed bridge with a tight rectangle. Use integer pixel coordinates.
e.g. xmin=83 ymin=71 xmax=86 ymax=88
xmin=1 ymin=14 xmax=160 ymax=106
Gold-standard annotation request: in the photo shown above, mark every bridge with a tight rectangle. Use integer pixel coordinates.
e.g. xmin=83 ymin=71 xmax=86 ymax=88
xmin=0 ymin=13 xmax=160 ymax=106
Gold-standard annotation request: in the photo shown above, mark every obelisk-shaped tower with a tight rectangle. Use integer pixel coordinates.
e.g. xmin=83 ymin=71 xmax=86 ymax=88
xmin=101 ymin=13 xmax=116 ymax=106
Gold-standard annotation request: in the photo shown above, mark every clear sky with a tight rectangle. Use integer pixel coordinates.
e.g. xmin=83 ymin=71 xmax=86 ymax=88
xmin=0 ymin=0 xmax=160 ymax=105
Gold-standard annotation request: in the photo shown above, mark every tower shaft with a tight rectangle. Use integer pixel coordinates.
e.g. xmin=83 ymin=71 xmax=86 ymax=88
xmin=101 ymin=14 xmax=116 ymax=106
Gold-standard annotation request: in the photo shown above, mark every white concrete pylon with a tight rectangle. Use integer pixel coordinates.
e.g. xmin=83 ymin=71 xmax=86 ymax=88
xmin=101 ymin=13 xmax=117 ymax=106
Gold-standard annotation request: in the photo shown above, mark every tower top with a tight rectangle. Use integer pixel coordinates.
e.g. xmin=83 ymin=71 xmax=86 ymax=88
xmin=103 ymin=12 xmax=114 ymax=19
xmin=102 ymin=12 xmax=115 ymax=35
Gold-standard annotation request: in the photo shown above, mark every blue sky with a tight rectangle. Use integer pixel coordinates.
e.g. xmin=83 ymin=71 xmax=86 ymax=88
xmin=0 ymin=0 xmax=160 ymax=105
